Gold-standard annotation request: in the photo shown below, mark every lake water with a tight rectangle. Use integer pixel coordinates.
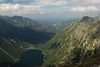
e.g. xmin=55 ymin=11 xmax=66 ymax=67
xmin=18 ymin=49 xmax=44 ymax=67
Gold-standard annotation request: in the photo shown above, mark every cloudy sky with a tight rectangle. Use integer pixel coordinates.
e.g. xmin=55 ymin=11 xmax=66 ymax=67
xmin=0 ymin=0 xmax=100 ymax=21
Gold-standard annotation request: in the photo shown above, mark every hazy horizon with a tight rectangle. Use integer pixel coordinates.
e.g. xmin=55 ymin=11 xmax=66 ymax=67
xmin=0 ymin=0 xmax=100 ymax=23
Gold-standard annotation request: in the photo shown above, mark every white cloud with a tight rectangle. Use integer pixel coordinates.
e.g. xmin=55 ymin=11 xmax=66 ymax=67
xmin=71 ymin=6 xmax=86 ymax=12
xmin=52 ymin=1 xmax=68 ymax=6
xmin=39 ymin=12 xmax=45 ymax=14
xmin=13 ymin=0 xmax=27 ymax=2
xmin=32 ymin=0 xmax=68 ymax=6
xmin=0 ymin=3 xmax=41 ymax=15
xmin=38 ymin=10 xmax=69 ymax=14
xmin=0 ymin=3 xmax=21 ymax=11
xmin=71 ymin=5 xmax=100 ymax=12
xmin=70 ymin=0 xmax=100 ymax=5
xmin=63 ymin=7 xmax=68 ymax=8
xmin=0 ymin=0 xmax=5 ymax=2
xmin=87 ymin=6 xmax=99 ymax=11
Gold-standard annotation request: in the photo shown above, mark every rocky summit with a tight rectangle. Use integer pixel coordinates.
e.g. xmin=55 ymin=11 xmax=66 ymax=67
xmin=80 ymin=16 xmax=94 ymax=22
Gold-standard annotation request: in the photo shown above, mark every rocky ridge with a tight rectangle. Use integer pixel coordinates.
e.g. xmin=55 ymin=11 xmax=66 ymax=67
xmin=42 ymin=16 xmax=100 ymax=67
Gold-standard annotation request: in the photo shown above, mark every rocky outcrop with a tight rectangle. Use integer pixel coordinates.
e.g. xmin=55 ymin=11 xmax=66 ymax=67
xmin=80 ymin=16 xmax=94 ymax=22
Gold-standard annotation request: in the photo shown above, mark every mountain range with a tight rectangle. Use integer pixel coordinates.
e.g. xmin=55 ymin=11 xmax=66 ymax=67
xmin=0 ymin=15 xmax=56 ymax=33
xmin=0 ymin=15 xmax=100 ymax=67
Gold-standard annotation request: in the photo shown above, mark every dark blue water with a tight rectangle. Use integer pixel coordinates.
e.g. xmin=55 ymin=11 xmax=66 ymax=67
xmin=19 ymin=49 xmax=44 ymax=67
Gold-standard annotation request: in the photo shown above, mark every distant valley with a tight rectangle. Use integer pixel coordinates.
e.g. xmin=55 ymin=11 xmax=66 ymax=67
xmin=0 ymin=15 xmax=54 ymax=67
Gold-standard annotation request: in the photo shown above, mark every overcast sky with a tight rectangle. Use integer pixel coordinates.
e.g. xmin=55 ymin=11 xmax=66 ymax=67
xmin=0 ymin=0 xmax=100 ymax=20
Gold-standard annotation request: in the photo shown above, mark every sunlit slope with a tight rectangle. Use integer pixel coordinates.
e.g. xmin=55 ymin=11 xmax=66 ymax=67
xmin=42 ymin=16 xmax=100 ymax=67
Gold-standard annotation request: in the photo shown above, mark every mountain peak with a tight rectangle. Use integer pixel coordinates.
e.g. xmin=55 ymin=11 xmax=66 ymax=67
xmin=80 ymin=16 xmax=94 ymax=22
xmin=13 ymin=16 xmax=23 ymax=19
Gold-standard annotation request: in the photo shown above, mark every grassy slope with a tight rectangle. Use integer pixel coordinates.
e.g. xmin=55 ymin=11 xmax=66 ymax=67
xmin=41 ymin=17 xmax=100 ymax=67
